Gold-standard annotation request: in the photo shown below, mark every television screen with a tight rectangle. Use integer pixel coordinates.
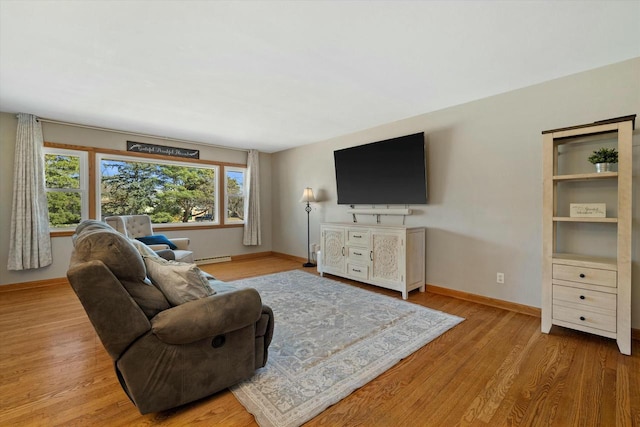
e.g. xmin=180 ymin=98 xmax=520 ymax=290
xmin=334 ymin=132 xmax=427 ymax=205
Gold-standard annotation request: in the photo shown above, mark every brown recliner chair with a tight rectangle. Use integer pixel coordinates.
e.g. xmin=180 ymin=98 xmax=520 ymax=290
xmin=66 ymin=220 xmax=273 ymax=414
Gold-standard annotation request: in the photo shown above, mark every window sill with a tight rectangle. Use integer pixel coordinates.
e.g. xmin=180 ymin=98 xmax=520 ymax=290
xmin=50 ymin=222 xmax=244 ymax=237
xmin=50 ymin=230 xmax=76 ymax=238
xmin=153 ymin=223 xmax=244 ymax=231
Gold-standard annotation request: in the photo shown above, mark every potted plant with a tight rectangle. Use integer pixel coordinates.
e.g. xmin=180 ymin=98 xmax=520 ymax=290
xmin=588 ymin=147 xmax=618 ymax=173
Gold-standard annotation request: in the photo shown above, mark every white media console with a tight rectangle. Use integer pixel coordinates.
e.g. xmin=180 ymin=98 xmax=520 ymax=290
xmin=320 ymin=223 xmax=425 ymax=299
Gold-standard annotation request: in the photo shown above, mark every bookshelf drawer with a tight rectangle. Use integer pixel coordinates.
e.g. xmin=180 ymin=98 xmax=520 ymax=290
xmin=552 ymin=264 xmax=616 ymax=288
xmin=553 ymin=304 xmax=616 ymax=333
xmin=553 ymin=285 xmax=616 ymax=311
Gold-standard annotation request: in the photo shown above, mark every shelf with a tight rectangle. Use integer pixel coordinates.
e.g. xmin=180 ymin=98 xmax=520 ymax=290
xmin=346 ymin=208 xmax=412 ymax=216
xmin=543 ymin=115 xmax=634 ymax=355
xmin=553 ymin=172 xmax=617 ymax=181
xmin=553 ymin=217 xmax=617 ymax=223
xmin=552 ymin=253 xmax=617 ymax=270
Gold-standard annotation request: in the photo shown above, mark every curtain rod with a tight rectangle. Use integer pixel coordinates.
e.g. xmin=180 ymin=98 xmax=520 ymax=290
xmin=37 ymin=117 xmax=250 ymax=152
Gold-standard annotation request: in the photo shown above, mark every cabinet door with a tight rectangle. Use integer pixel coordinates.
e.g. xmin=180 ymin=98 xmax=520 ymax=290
xmin=322 ymin=226 xmax=346 ymax=275
xmin=371 ymin=231 xmax=404 ymax=286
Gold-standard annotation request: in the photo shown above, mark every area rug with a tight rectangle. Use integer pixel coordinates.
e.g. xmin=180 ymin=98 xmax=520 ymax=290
xmin=230 ymin=270 xmax=464 ymax=427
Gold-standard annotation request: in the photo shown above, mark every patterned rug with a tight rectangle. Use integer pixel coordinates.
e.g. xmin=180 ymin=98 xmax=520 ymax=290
xmin=230 ymin=270 xmax=463 ymax=427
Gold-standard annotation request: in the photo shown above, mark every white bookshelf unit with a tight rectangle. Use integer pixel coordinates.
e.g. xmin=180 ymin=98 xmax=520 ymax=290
xmin=320 ymin=223 xmax=425 ymax=300
xmin=541 ymin=115 xmax=635 ymax=355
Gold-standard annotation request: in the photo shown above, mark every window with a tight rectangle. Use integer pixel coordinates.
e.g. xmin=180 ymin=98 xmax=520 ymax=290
xmin=224 ymin=166 xmax=247 ymax=224
xmin=98 ymin=154 xmax=219 ymax=225
xmin=42 ymin=142 xmax=239 ymax=232
xmin=43 ymin=147 xmax=89 ymax=229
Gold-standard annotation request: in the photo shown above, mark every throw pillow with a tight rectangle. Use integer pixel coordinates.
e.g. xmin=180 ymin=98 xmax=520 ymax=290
xmin=129 ymin=238 xmax=161 ymax=259
xmin=129 ymin=238 xmax=175 ymax=261
xmin=136 ymin=234 xmax=178 ymax=250
xmin=143 ymin=256 xmax=215 ymax=306
xmin=128 ymin=238 xmax=161 ymax=285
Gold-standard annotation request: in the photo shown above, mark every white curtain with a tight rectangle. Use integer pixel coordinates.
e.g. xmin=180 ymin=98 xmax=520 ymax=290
xmin=7 ymin=113 xmax=52 ymax=270
xmin=243 ymin=149 xmax=261 ymax=246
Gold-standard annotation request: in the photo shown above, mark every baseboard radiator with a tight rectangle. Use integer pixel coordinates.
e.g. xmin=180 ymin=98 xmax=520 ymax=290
xmin=195 ymin=255 xmax=232 ymax=265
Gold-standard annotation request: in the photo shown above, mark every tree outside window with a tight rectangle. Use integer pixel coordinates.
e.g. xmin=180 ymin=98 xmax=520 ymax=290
xmin=99 ymin=155 xmax=218 ymax=224
xmin=43 ymin=148 xmax=88 ymax=229
xmin=224 ymin=167 xmax=246 ymax=224
xmin=43 ymin=145 xmax=240 ymax=231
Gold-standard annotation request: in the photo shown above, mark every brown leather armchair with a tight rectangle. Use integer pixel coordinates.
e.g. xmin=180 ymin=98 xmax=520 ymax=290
xmin=66 ymin=220 xmax=273 ymax=414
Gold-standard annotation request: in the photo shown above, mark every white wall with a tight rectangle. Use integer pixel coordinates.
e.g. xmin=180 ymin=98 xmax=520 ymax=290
xmin=271 ymin=58 xmax=640 ymax=327
xmin=1 ymin=58 xmax=638 ymax=328
xmin=0 ymin=115 xmax=272 ymax=285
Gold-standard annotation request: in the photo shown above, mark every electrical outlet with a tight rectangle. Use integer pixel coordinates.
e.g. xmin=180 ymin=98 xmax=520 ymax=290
xmin=497 ymin=272 xmax=505 ymax=284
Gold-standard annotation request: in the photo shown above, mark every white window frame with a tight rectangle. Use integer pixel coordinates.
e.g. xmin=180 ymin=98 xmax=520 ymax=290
xmin=96 ymin=153 xmax=220 ymax=227
xmin=224 ymin=166 xmax=247 ymax=225
xmin=43 ymin=147 xmax=89 ymax=230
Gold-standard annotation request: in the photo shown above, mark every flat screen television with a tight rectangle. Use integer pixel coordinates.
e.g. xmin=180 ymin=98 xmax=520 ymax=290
xmin=334 ymin=132 xmax=427 ymax=205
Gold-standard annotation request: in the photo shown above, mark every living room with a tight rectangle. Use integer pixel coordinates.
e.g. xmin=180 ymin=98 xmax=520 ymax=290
xmin=1 ymin=1 xmax=639 ymax=425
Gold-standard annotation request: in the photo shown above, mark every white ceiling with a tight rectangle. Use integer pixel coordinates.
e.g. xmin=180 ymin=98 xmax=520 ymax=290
xmin=1 ymin=1 xmax=638 ymax=153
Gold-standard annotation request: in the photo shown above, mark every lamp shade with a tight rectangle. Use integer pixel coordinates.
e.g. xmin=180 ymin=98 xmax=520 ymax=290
xmin=300 ymin=187 xmax=316 ymax=203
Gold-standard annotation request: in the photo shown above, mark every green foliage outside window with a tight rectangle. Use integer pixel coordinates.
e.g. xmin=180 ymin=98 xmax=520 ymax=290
xmin=44 ymin=149 xmax=242 ymax=228
xmin=100 ymin=158 xmax=216 ymax=223
xmin=46 ymin=192 xmax=82 ymax=227
xmin=45 ymin=153 xmax=82 ymax=228
xmin=226 ymin=170 xmax=244 ymax=222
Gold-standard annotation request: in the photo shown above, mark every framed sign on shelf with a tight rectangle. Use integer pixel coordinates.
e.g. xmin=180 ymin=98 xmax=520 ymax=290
xmin=569 ymin=203 xmax=606 ymax=218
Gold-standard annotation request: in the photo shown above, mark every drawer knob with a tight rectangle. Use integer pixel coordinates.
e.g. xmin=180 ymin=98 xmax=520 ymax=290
xmin=579 ymin=273 xmax=585 ymax=278
xmin=580 ymin=316 xmax=586 ymax=321
xmin=579 ymin=295 xmax=585 ymax=300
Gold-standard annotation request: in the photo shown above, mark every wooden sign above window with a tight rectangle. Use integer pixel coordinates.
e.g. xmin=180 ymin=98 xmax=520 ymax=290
xmin=127 ymin=141 xmax=199 ymax=159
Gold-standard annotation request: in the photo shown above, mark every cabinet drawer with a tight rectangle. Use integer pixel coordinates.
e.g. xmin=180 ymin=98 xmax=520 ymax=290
xmin=347 ymin=263 xmax=368 ymax=280
xmin=348 ymin=247 xmax=369 ymax=263
xmin=552 ymin=285 xmax=616 ymax=311
xmin=552 ymin=264 xmax=616 ymax=288
xmin=552 ymin=304 xmax=616 ymax=333
xmin=347 ymin=230 xmax=370 ymax=246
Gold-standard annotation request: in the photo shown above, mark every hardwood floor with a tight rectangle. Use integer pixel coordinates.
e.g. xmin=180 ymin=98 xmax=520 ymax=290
xmin=1 ymin=255 xmax=638 ymax=426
